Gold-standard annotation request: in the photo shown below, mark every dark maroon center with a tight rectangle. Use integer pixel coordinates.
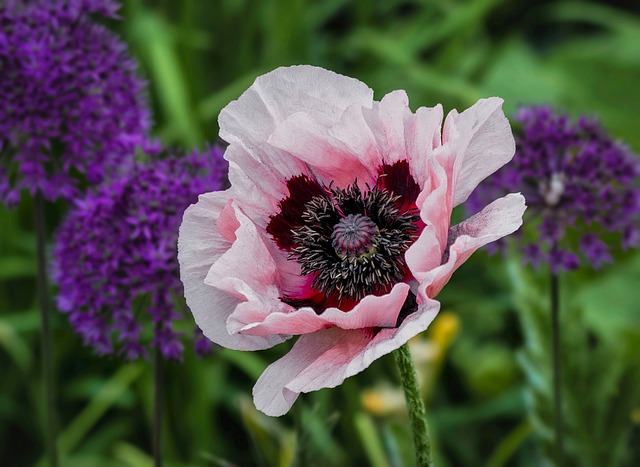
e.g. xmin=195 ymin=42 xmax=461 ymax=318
xmin=266 ymin=160 xmax=423 ymax=311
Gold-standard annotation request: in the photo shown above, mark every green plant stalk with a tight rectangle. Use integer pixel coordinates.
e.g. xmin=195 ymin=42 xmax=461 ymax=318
xmin=550 ymin=271 xmax=564 ymax=466
xmin=153 ymin=345 xmax=163 ymax=467
xmin=394 ymin=343 xmax=434 ymax=467
xmin=34 ymin=193 xmax=58 ymax=467
xmin=485 ymin=420 xmax=532 ymax=467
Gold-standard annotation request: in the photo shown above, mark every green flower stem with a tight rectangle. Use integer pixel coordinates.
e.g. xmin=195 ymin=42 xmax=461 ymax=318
xmin=394 ymin=343 xmax=434 ymax=467
xmin=153 ymin=344 xmax=163 ymax=467
xmin=550 ymin=271 xmax=564 ymax=466
xmin=34 ymin=193 xmax=58 ymax=467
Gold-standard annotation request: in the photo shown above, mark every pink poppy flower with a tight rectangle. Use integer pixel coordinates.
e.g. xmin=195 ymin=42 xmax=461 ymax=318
xmin=178 ymin=65 xmax=526 ymax=416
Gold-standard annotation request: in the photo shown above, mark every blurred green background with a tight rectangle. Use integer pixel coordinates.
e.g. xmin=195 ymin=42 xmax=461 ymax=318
xmin=2 ymin=0 xmax=640 ymax=465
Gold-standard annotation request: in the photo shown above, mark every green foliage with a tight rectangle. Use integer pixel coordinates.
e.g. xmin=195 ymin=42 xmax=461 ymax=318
xmin=511 ymin=260 xmax=640 ymax=466
xmin=2 ymin=0 xmax=640 ymax=465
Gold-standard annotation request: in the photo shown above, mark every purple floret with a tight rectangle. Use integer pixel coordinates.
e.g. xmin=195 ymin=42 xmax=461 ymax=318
xmin=466 ymin=106 xmax=640 ymax=272
xmin=52 ymin=146 xmax=228 ymax=360
xmin=0 ymin=0 xmax=150 ymax=205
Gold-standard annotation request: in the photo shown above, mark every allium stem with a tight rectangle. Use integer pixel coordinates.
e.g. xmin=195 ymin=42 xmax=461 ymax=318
xmin=550 ymin=271 xmax=564 ymax=466
xmin=153 ymin=345 xmax=163 ymax=467
xmin=34 ymin=193 xmax=58 ymax=467
xmin=394 ymin=343 xmax=434 ymax=467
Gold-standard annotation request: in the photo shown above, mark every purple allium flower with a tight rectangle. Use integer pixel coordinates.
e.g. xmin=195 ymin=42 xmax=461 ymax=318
xmin=52 ymin=146 xmax=228 ymax=360
xmin=467 ymin=106 xmax=640 ymax=272
xmin=0 ymin=0 xmax=150 ymax=206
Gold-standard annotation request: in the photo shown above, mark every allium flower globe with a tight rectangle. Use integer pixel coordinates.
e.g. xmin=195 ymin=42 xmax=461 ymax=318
xmin=53 ymin=147 xmax=228 ymax=360
xmin=467 ymin=106 xmax=640 ymax=271
xmin=178 ymin=66 xmax=526 ymax=416
xmin=0 ymin=0 xmax=150 ymax=205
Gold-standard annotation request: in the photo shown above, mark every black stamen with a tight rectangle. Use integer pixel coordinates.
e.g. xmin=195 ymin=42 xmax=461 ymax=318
xmin=290 ymin=180 xmax=419 ymax=304
xmin=268 ymin=162 xmax=423 ymax=315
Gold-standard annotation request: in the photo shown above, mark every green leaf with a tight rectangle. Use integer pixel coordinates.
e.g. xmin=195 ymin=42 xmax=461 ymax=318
xmin=0 ymin=255 xmax=35 ymax=280
xmin=240 ymin=397 xmax=290 ymax=467
xmin=0 ymin=319 xmax=33 ymax=371
xmin=219 ymin=348 xmax=267 ymax=380
xmin=127 ymin=11 xmax=203 ymax=146
xmin=353 ymin=412 xmax=389 ymax=467
xmin=112 ymin=442 xmax=153 ymax=467
xmin=480 ymin=39 xmax=565 ymax=113
xmin=35 ymin=363 xmax=145 ymax=466
xmin=484 ymin=421 xmax=532 ymax=467
xmin=506 ymin=260 xmax=640 ymax=466
xmin=198 ymin=69 xmax=271 ymax=124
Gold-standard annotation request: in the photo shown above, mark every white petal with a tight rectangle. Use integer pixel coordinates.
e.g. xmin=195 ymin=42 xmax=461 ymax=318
xmin=418 ymin=193 xmax=526 ymax=299
xmin=235 ymin=283 xmax=410 ymax=336
xmin=407 ymin=104 xmax=444 ymax=184
xmin=253 ymin=297 xmax=440 ymax=416
xmin=178 ymin=192 xmax=287 ymax=351
xmin=205 ymin=203 xmax=292 ymax=334
xmin=268 ymin=111 xmax=376 ymax=188
xmin=449 ymin=97 xmax=516 ymax=206
xmin=219 ymin=65 xmax=374 ymax=184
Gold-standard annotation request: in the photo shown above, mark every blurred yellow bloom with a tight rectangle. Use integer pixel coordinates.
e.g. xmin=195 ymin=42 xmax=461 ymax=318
xmin=361 ymin=311 xmax=460 ymax=415
xmin=361 ymin=386 xmax=407 ymax=416
xmin=430 ymin=311 xmax=460 ymax=349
